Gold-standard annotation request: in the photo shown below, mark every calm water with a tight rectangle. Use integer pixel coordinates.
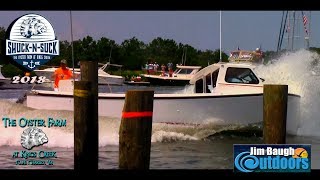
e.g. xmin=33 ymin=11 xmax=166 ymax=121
xmin=0 ymin=82 xmax=319 ymax=170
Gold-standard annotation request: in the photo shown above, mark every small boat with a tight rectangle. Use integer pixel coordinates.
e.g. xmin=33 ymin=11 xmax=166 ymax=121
xmin=228 ymin=48 xmax=264 ymax=64
xmin=140 ymin=65 xmax=202 ymax=86
xmin=25 ymin=61 xmax=301 ymax=135
xmin=34 ymin=62 xmax=125 ymax=85
xmin=96 ymin=63 xmax=125 ymax=85
xmin=123 ymin=76 xmax=150 ymax=86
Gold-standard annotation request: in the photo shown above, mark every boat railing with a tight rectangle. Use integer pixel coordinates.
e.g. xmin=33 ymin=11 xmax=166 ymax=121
xmin=98 ymin=62 xmax=123 ymax=71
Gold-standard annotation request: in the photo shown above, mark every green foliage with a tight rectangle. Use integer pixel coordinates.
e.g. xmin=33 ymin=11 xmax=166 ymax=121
xmin=1 ymin=63 xmax=24 ymax=77
xmin=0 ymin=25 xmax=258 ymax=77
xmin=111 ymin=70 xmax=145 ymax=81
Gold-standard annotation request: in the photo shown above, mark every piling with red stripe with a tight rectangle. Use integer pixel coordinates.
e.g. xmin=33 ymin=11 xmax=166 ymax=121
xmin=119 ymin=90 xmax=154 ymax=169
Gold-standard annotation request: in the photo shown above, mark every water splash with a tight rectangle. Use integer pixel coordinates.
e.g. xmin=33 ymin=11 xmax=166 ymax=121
xmin=255 ymin=49 xmax=320 ymax=137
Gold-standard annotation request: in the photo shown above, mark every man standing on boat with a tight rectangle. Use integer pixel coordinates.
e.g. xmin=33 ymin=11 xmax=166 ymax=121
xmin=167 ymin=62 xmax=173 ymax=77
xmin=51 ymin=59 xmax=75 ymax=91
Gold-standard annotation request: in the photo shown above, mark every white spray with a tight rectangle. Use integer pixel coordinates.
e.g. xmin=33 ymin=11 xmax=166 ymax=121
xmin=255 ymin=49 xmax=320 ymax=137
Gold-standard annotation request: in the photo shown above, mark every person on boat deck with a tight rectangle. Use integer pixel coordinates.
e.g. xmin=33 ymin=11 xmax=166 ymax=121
xmin=167 ymin=62 xmax=173 ymax=77
xmin=51 ymin=59 xmax=75 ymax=91
xmin=160 ymin=64 xmax=166 ymax=76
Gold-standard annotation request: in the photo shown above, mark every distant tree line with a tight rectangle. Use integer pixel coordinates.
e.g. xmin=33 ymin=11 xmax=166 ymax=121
xmin=1 ymin=26 xmax=320 ymax=77
xmin=0 ymin=26 xmax=230 ymax=77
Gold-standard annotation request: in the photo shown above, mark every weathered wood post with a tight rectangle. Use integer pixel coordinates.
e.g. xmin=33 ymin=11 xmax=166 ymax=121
xmin=74 ymin=61 xmax=98 ymax=172
xmin=263 ymin=84 xmax=288 ymax=144
xmin=80 ymin=61 xmax=98 ymax=152
xmin=119 ymin=90 xmax=154 ymax=169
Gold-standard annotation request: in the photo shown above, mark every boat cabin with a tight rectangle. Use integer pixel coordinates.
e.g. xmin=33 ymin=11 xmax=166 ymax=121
xmin=189 ymin=62 xmax=264 ymax=95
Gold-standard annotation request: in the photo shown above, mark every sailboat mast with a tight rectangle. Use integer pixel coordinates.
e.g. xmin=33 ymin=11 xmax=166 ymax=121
xmin=308 ymin=11 xmax=311 ymax=48
xmin=108 ymin=46 xmax=113 ymax=63
xmin=70 ymin=11 xmax=75 ymax=81
xmin=184 ymin=48 xmax=187 ymax=65
xmin=309 ymin=11 xmax=311 ymax=46
xmin=219 ymin=10 xmax=222 ymax=62
xmin=291 ymin=11 xmax=296 ymax=51
xmin=287 ymin=12 xmax=290 ymax=50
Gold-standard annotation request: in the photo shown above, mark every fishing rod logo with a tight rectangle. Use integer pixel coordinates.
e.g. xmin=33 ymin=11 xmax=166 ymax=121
xmin=233 ymin=144 xmax=311 ymax=173
xmin=5 ymin=13 xmax=59 ymax=71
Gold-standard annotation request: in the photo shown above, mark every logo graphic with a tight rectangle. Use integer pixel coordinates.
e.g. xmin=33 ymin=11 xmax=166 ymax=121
xmin=234 ymin=144 xmax=311 ymax=173
xmin=5 ymin=13 xmax=59 ymax=71
xmin=21 ymin=127 xmax=48 ymax=150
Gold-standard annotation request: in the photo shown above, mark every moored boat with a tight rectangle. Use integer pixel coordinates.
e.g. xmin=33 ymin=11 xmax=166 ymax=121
xmin=140 ymin=65 xmax=202 ymax=86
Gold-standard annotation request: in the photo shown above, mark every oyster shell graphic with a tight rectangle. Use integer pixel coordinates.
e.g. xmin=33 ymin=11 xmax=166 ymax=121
xmin=20 ymin=17 xmax=47 ymax=38
xmin=21 ymin=127 xmax=48 ymax=150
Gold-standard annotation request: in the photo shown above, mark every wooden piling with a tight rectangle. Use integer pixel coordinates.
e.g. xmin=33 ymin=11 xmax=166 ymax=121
xmin=263 ymin=84 xmax=288 ymax=144
xmin=80 ymin=61 xmax=98 ymax=95
xmin=119 ymin=90 xmax=154 ymax=169
xmin=74 ymin=60 xmax=98 ymax=172
xmin=79 ymin=61 xmax=98 ymax=150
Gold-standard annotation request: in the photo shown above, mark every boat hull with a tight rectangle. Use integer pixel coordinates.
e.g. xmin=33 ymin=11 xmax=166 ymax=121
xmin=26 ymin=92 xmax=301 ymax=135
xmin=145 ymin=77 xmax=189 ymax=86
xmin=98 ymin=76 xmax=124 ymax=85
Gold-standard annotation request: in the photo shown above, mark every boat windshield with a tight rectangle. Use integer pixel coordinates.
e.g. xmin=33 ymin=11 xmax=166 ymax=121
xmin=225 ymin=67 xmax=259 ymax=84
xmin=174 ymin=68 xmax=195 ymax=75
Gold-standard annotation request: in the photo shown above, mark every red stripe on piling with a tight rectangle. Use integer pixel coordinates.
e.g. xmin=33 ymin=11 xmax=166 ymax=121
xmin=122 ymin=111 xmax=153 ymax=118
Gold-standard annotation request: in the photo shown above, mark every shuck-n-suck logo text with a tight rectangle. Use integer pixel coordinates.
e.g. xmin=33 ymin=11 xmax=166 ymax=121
xmin=233 ymin=144 xmax=311 ymax=173
xmin=5 ymin=13 xmax=59 ymax=71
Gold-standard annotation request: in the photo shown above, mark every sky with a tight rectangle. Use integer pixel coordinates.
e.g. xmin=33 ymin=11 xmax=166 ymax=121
xmin=0 ymin=11 xmax=319 ymax=54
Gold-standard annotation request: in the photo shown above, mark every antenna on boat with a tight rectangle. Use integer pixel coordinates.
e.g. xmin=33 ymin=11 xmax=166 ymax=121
xmin=219 ymin=10 xmax=222 ymax=62
xmin=181 ymin=47 xmax=187 ymax=65
xmin=70 ymin=11 xmax=75 ymax=81
xmin=184 ymin=48 xmax=187 ymax=65
xmin=108 ymin=45 xmax=113 ymax=64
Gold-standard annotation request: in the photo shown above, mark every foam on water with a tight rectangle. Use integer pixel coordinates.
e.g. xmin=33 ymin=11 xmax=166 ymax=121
xmin=0 ymin=99 xmax=253 ymax=147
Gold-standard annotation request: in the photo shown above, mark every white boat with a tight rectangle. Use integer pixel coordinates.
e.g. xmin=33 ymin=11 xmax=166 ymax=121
xmin=96 ymin=63 xmax=125 ymax=85
xmin=140 ymin=65 xmax=202 ymax=86
xmin=34 ymin=62 xmax=124 ymax=85
xmin=25 ymin=61 xmax=301 ymax=135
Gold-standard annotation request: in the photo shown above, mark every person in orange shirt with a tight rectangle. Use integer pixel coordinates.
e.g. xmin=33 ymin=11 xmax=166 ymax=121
xmin=51 ymin=59 xmax=74 ymax=91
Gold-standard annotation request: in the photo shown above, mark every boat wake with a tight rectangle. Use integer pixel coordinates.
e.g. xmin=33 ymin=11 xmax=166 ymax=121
xmin=0 ymin=99 xmax=262 ymax=147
